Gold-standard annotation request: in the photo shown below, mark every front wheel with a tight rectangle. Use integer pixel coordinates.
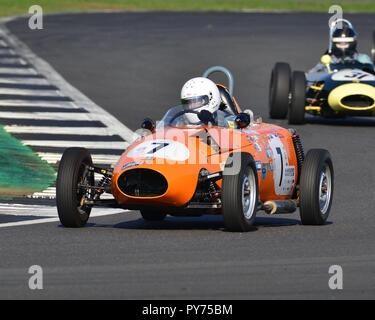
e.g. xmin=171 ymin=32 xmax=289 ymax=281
xmin=221 ymin=153 xmax=259 ymax=232
xmin=288 ymin=71 xmax=306 ymax=125
xmin=299 ymin=149 xmax=334 ymax=225
xmin=56 ymin=147 xmax=94 ymax=228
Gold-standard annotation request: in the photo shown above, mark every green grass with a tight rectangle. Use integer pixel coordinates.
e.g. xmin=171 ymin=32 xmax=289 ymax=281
xmin=0 ymin=126 xmax=56 ymax=198
xmin=1 ymin=0 xmax=375 ymax=17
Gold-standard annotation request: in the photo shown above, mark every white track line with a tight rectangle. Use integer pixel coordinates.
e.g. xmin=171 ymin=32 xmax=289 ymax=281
xmin=0 ymin=57 xmax=26 ymax=64
xmin=0 ymin=78 xmax=50 ymax=85
xmin=0 ymin=67 xmax=36 ymax=74
xmin=0 ymin=100 xmax=75 ymax=107
xmin=0 ymin=88 xmax=59 ymax=96
xmin=22 ymin=140 xmax=128 ymax=149
xmin=5 ymin=126 xmax=121 ymax=135
xmin=0 ymin=208 xmax=128 ymax=228
xmin=0 ymin=100 xmax=77 ymax=107
xmin=0 ymin=39 xmax=8 ymax=47
xmin=0 ymin=111 xmax=93 ymax=120
xmin=27 ymin=187 xmax=57 ymax=198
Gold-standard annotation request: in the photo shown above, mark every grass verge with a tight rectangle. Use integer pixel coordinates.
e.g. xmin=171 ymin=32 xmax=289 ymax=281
xmin=0 ymin=126 xmax=56 ymax=198
xmin=1 ymin=0 xmax=375 ymax=17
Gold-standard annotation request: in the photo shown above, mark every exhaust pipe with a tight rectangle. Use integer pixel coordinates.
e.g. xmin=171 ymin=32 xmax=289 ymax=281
xmin=263 ymin=200 xmax=298 ymax=215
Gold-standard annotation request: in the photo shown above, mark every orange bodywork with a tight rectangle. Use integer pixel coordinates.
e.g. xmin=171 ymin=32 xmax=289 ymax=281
xmin=111 ymin=122 xmax=298 ymax=211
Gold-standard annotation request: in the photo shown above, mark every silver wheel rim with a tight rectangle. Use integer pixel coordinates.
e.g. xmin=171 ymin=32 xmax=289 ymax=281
xmin=319 ymin=164 xmax=332 ymax=215
xmin=242 ymin=169 xmax=256 ymax=220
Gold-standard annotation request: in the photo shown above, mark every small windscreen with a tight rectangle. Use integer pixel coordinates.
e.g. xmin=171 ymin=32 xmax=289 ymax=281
xmin=180 ymin=95 xmax=209 ymax=110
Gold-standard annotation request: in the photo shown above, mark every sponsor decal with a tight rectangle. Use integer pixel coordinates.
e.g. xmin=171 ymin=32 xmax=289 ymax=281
xmin=254 ymin=143 xmax=262 ymax=152
xmin=121 ymin=160 xmax=142 ymax=171
xmin=284 ymin=166 xmax=295 ymax=177
xmin=266 ymin=162 xmax=273 ymax=173
xmin=265 ymin=148 xmax=272 ymax=159
xmin=227 ymin=121 xmax=235 ymax=129
xmin=255 ymin=161 xmax=262 ymax=172
xmin=262 ymin=163 xmax=267 ymax=180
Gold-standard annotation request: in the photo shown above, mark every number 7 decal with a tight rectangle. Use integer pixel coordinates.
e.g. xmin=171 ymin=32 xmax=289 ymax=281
xmin=147 ymin=142 xmax=170 ymax=154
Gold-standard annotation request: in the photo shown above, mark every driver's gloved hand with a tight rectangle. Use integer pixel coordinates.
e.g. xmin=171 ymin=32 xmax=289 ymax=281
xmin=198 ymin=110 xmax=217 ymax=125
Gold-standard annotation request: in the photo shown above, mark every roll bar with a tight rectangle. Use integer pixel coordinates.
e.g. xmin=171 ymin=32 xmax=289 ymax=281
xmin=202 ymin=66 xmax=234 ymax=96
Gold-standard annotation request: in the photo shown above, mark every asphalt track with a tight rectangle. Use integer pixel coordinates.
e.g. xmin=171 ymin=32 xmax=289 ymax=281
xmin=1 ymin=12 xmax=375 ymax=299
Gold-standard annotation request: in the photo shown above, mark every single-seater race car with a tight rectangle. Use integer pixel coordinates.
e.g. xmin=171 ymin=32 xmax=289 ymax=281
xmin=270 ymin=19 xmax=375 ymax=124
xmin=56 ymin=67 xmax=334 ymax=232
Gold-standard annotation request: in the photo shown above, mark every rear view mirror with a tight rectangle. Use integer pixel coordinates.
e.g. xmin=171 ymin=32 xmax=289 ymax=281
xmin=321 ymin=54 xmax=332 ymax=73
xmin=235 ymin=112 xmax=251 ymax=128
xmin=141 ymin=118 xmax=155 ymax=132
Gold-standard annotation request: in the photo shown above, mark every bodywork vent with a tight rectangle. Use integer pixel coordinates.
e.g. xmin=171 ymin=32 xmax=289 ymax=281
xmin=341 ymin=95 xmax=374 ymax=108
xmin=118 ymin=169 xmax=168 ymax=197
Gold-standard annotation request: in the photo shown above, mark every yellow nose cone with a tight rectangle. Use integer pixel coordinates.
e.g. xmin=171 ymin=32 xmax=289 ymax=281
xmin=328 ymin=83 xmax=375 ymax=112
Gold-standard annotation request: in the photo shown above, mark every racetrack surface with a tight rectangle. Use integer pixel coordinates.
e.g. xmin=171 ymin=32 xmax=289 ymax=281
xmin=1 ymin=12 xmax=375 ymax=299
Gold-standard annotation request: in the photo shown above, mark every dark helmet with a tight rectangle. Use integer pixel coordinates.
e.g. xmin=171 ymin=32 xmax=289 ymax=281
xmin=331 ymin=26 xmax=358 ymax=57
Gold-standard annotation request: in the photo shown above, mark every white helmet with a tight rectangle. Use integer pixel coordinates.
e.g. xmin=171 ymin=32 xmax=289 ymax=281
xmin=180 ymin=77 xmax=221 ymax=124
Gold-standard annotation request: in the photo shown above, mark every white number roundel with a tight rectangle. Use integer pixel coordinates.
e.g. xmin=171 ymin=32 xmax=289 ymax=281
xmin=331 ymin=69 xmax=375 ymax=81
xmin=127 ymin=139 xmax=190 ymax=161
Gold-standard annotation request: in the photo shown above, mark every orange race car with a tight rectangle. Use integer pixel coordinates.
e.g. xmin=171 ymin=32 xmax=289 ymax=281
xmin=56 ymin=67 xmax=334 ymax=232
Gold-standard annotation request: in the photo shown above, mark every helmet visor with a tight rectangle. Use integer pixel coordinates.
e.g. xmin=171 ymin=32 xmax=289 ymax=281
xmin=333 ymin=37 xmax=354 ymax=49
xmin=181 ymin=95 xmax=209 ymax=110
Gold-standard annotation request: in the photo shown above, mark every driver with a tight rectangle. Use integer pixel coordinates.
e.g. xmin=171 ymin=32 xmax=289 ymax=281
xmin=329 ymin=25 xmax=372 ymax=66
xmin=309 ymin=24 xmax=374 ymax=75
xmin=180 ymin=77 xmax=235 ymax=127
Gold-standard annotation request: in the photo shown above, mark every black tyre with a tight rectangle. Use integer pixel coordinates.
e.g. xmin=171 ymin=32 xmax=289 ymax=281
xmin=299 ymin=149 xmax=334 ymax=225
xmin=56 ymin=147 xmax=94 ymax=228
xmin=372 ymin=30 xmax=375 ymax=64
xmin=140 ymin=209 xmax=167 ymax=221
xmin=222 ymin=153 xmax=259 ymax=232
xmin=288 ymin=71 xmax=306 ymax=125
xmin=269 ymin=62 xmax=291 ymax=119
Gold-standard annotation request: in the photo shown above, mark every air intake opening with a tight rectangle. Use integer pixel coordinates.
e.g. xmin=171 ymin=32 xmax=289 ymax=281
xmin=118 ymin=169 xmax=168 ymax=197
xmin=341 ymin=95 xmax=374 ymax=108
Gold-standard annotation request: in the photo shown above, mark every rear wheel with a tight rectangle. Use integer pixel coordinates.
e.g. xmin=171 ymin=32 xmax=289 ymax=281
xmin=56 ymin=147 xmax=94 ymax=228
xmin=222 ymin=153 xmax=259 ymax=232
xmin=140 ymin=209 xmax=167 ymax=221
xmin=288 ymin=71 xmax=306 ymax=125
xmin=299 ymin=149 xmax=334 ymax=225
xmin=269 ymin=62 xmax=291 ymax=119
